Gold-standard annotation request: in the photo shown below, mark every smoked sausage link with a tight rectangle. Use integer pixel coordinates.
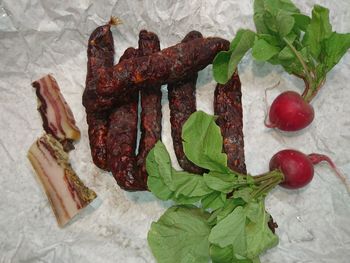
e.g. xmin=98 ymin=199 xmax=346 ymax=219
xmin=168 ymin=31 xmax=206 ymax=174
xmin=97 ymin=37 xmax=230 ymax=104
xmin=83 ymin=21 xmax=115 ymax=170
xmin=214 ymin=71 xmax=246 ymax=174
xmin=136 ymin=30 xmax=162 ymax=187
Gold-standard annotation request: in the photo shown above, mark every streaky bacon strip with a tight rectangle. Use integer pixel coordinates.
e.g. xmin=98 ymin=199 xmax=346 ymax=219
xmin=32 ymin=74 xmax=81 ymax=151
xmin=27 ymin=134 xmax=97 ymax=227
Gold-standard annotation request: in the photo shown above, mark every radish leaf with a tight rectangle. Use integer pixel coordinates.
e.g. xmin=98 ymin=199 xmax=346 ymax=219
xmin=182 ymin=111 xmax=229 ymax=173
xmin=303 ymin=5 xmax=332 ymax=59
xmin=252 ymin=39 xmax=280 ymax=61
xmin=148 ymin=206 xmax=211 ymax=263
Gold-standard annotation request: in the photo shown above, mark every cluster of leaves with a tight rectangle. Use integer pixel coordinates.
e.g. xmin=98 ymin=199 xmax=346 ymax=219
xmin=213 ymin=0 xmax=350 ymax=102
xmin=146 ymin=111 xmax=282 ymax=263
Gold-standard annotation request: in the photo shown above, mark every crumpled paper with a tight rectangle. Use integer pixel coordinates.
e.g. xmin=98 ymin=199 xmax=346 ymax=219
xmin=0 ymin=0 xmax=349 ymax=262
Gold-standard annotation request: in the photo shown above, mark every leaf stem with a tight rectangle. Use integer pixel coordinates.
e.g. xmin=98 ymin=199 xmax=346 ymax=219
xmin=251 ymin=170 xmax=284 ymax=199
xmin=283 ymin=37 xmax=314 ymax=88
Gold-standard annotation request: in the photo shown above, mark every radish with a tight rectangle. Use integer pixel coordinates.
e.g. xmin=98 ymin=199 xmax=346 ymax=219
xmin=265 ymin=91 xmax=315 ymax=131
xmin=269 ymin=149 xmax=350 ymax=192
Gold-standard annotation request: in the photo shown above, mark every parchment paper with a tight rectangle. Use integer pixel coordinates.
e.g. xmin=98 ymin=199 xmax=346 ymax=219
xmin=0 ymin=0 xmax=349 ymax=262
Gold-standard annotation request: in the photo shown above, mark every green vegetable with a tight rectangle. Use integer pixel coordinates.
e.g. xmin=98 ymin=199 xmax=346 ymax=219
xmin=213 ymin=0 xmax=350 ymax=102
xmin=148 ymin=206 xmax=211 ymax=263
xmin=214 ymin=29 xmax=255 ymax=84
xmin=146 ymin=111 xmax=284 ymax=263
xmin=182 ymin=111 xmax=229 ymax=173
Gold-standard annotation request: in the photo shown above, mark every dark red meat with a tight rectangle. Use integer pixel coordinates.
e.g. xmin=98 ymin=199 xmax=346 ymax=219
xmin=168 ymin=31 xmax=206 ymax=174
xmin=136 ymin=30 xmax=162 ymax=187
xmin=96 ymin=37 xmax=230 ymax=104
xmin=214 ymin=71 xmax=246 ymax=174
xmin=107 ymin=47 xmax=144 ymax=190
xmin=107 ymin=31 xmax=163 ymax=191
xmin=83 ymin=21 xmax=115 ymax=170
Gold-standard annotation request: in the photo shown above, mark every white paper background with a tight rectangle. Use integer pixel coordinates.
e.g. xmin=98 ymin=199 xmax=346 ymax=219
xmin=0 ymin=0 xmax=349 ymax=262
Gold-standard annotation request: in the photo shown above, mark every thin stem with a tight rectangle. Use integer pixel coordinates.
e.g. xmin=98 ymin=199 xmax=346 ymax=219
xmin=303 ymin=77 xmax=326 ymax=103
xmin=264 ymin=82 xmax=280 ymax=129
xmin=308 ymin=153 xmax=350 ymax=194
xmin=251 ymin=171 xmax=284 ymax=199
xmin=283 ymin=37 xmax=313 ymax=87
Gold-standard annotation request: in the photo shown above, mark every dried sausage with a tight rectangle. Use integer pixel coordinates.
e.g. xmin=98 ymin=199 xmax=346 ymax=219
xmin=107 ymin=47 xmax=143 ymax=190
xmin=107 ymin=31 xmax=163 ymax=190
xmin=214 ymin=71 xmax=246 ymax=174
xmin=136 ymin=30 xmax=162 ymax=187
xmin=97 ymin=37 xmax=230 ymax=104
xmin=168 ymin=31 xmax=206 ymax=174
xmin=83 ymin=20 xmax=116 ymax=170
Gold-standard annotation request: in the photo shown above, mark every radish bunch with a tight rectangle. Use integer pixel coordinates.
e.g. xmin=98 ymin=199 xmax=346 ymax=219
xmin=213 ymin=2 xmax=350 ymax=132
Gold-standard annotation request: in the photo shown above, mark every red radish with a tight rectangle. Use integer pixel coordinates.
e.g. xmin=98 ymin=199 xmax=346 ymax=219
xmin=269 ymin=150 xmax=313 ymax=189
xmin=265 ymin=91 xmax=314 ymax=131
xmin=269 ymin=149 xmax=350 ymax=192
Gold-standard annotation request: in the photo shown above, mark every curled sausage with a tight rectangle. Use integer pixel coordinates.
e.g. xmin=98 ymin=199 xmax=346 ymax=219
xmin=107 ymin=31 xmax=162 ymax=190
xmin=83 ymin=20 xmax=116 ymax=170
xmin=168 ymin=31 xmax=206 ymax=174
xmin=136 ymin=30 xmax=162 ymax=187
xmin=107 ymin=47 xmax=143 ymax=190
xmin=214 ymin=71 xmax=246 ymax=174
xmin=97 ymin=37 xmax=230 ymax=105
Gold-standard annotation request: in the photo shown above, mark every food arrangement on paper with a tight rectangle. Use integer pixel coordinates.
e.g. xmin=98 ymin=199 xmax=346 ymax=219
xmin=1 ymin=0 xmax=350 ymax=262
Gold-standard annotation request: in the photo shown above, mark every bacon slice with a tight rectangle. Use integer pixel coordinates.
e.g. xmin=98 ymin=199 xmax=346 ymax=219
xmin=27 ymin=134 xmax=97 ymax=227
xmin=32 ymin=74 xmax=81 ymax=151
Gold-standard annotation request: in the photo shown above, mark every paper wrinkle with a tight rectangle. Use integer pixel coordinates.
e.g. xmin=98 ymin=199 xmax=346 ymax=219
xmin=1 ymin=0 xmax=350 ymax=262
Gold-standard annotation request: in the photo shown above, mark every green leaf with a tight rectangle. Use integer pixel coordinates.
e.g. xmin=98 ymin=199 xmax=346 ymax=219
xmin=254 ymin=13 xmax=270 ymax=34
xmin=148 ymin=206 xmax=211 ymax=263
xmin=324 ymin=32 xmax=350 ymax=73
xmin=264 ymin=0 xmax=300 ymax=16
xmin=216 ymin=198 xmax=244 ymax=223
xmin=146 ymin=141 xmax=216 ymax=203
xmin=233 ymin=188 xmax=254 ymax=204
xmin=245 ymin=201 xmax=279 ymax=259
xmin=293 ymin=13 xmax=311 ymax=31
xmin=209 ymin=206 xmax=247 ymax=255
xmin=213 ymin=51 xmax=232 ymax=84
xmin=303 ymin=5 xmax=332 ymax=58
xmin=210 ymin=244 xmax=233 ymax=263
xmin=182 ymin=111 xmax=229 ymax=173
xmin=257 ymin=34 xmax=279 ymax=46
xmin=230 ymin=29 xmax=256 ymax=50
xmin=253 ymin=0 xmax=265 ymax=14
xmin=278 ymin=46 xmax=295 ymax=60
xmin=173 ymin=194 xmax=202 ymax=205
xmin=227 ymin=29 xmax=256 ymax=80
xmin=172 ymin=170 xmax=213 ymax=199
xmin=213 ymin=29 xmax=255 ymax=84
xmin=146 ymin=142 xmax=174 ymax=200
xmin=276 ymin=10 xmax=295 ymax=36
xmin=263 ymin=12 xmax=278 ymax=34
xmin=252 ymin=38 xmax=280 ymax=61
xmin=204 ymin=172 xmax=237 ymax=193
xmin=284 ymin=32 xmax=297 ymax=44
xmin=201 ymin=191 xmax=226 ymax=210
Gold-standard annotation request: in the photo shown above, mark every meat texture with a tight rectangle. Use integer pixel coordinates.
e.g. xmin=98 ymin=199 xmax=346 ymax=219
xmin=168 ymin=31 xmax=206 ymax=174
xmin=96 ymin=37 xmax=230 ymax=105
xmin=136 ymin=30 xmax=162 ymax=187
xmin=107 ymin=30 xmax=162 ymax=190
xmin=27 ymin=134 xmax=97 ymax=227
xmin=107 ymin=47 xmax=143 ymax=190
xmin=32 ymin=74 xmax=81 ymax=152
xmin=83 ymin=19 xmax=116 ymax=170
xmin=214 ymin=71 xmax=246 ymax=174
